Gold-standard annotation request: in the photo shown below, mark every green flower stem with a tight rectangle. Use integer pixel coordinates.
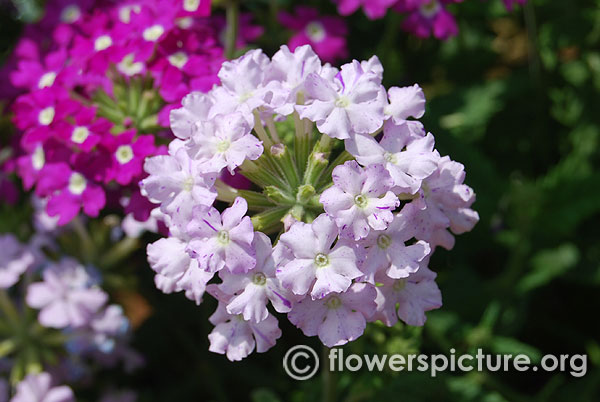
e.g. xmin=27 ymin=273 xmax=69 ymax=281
xmin=303 ymin=150 xmax=329 ymax=186
xmin=264 ymin=186 xmax=296 ymax=205
xmin=98 ymin=104 xmax=127 ymax=128
xmin=23 ymin=345 xmax=42 ymax=374
xmin=241 ymin=157 xmax=290 ymax=191
xmin=215 ymin=179 xmax=274 ymax=211
xmin=139 ymin=114 xmax=160 ymax=133
xmin=317 ymin=151 xmax=354 ymax=190
xmin=71 ymin=217 xmax=95 ymax=263
xmin=253 ymin=111 xmax=274 ymax=148
xmin=271 ymin=144 xmax=300 ymax=189
xmin=251 ymin=207 xmax=289 ymax=234
xmin=294 ymin=111 xmax=312 ymax=178
xmin=264 ymin=115 xmax=282 ymax=143
xmin=322 ymin=346 xmax=337 ymax=402
xmin=0 ymin=339 xmax=16 ymax=358
xmin=0 ymin=290 xmax=19 ymax=326
xmin=289 ymin=204 xmax=304 ymax=221
xmin=11 ymin=353 xmax=26 ymax=385
xmin=40 ymin=330 xmax=68 ymax=347
xmin=127 ymin=78 xmax=142 ymax=116
xmin=296 ymin=184 xmax=316 ymax=205
xmin=99 ymin=237 xmax=141 ymax=270
xmin=136 ymin=90 xmax=153 ymax=123
xmin=224 ymin=0 xmax=239 ymax=60
xmin=307 ymin=194 xmax=323 ymax=209
xmin=94 ymin=89 xmax=118 ymax=109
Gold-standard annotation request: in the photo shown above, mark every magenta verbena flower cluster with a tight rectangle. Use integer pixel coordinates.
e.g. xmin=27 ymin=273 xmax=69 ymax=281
xmin=8 ymin=0 xmax=223 ymax=226
xmin=0 ymin=234 xmax=139 ymax=400
xmin=141 ymin=44 xmax=479 ymax=361
xmin=332 ymin=0 xmax=527 ymax=40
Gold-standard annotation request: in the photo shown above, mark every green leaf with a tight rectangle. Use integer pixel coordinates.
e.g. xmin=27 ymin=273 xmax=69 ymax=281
xmin=517 ymin=244 xmax=580 ymax=293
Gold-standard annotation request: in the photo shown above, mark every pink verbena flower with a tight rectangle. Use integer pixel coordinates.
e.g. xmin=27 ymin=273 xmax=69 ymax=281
xmin=27 ymin=258 xmax=108 ymax=328
xmin=297 ymin=60 xmax=387 ymax=140
xmin=267 ymin=45 xmax=323 ymax=116
xmin=359 ymin=210 xmax=431 ymax=282
xmin=209 ymin=49 xmax=273 ymax=124
xmin=334 ymin=0 xmax=398 ymax=20
xmin=216 ymin=232 xmax=293 ymax=323
xmin=36 ymin=163 xmax=106 ymax=225
xmin=346 ymin=127 xmax=439 ymax=194
xmin=141 ymin=140 xmax=217 ymax=218
xmin=384 ymin=84 xmax=427 ymax=138
xmin=373 ymin=261 xmax=442 ymax=326
xmin=320 ymin=161 xmax=399 ymax=240
xmin=147 ymin=231 xmax=214 ymax=305
xmin=187 ymin=197 xmax=256 ymax=274
xmin=188 ymin=112 xmax=263 ymax=174
xmin=288 ymin=282 xmax=377 ymax=347
xmin=276 ymin=214 xmax=362 ymax=299
xmin=207 ymin=290 xmax=282 ymax=361
xmin=279 ymin=6 xmax=348 ymax=63
xmin=396 ymin=0 xmax=460 ymax=40
xmin=11 ymin=372 xmax=74 ymax=402
xmin=503 ymin=0 xmax=527 ymax=11
xmin=0 ymin=234 xmax=35 ymax=289
xmin=402 ymin=155 xmax=480 ymax=250
xmin=102 ymin=130 xmax=158 ymax=186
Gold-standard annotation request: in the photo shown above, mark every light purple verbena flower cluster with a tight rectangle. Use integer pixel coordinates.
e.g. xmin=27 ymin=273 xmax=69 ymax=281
xmin=6 ymin=372 xmax=73 ymax=402
xmin=0 ymin=233 xmax=140 ymax=399
xmin=141 ymin=44 xmax=479 ymax=361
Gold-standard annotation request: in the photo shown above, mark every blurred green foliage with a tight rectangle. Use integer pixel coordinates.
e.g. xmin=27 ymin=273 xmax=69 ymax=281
xmin=2 ymin=0 xmax=600 ymax=401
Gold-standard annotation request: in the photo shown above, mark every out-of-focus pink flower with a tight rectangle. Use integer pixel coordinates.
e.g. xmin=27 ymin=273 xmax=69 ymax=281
xmin=395 ymin=0 xmax=461 ymax=40
xmin=279 ymin=6 xmax=348 ymax=63
xmin=335 ymin=0 xmax=398 ymax=20
xmin=503 ymin=0 xmax=527 ymax=11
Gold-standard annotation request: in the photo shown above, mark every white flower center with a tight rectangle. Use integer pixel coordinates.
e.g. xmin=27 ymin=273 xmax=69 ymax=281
xmin=183 ymin=0 xmax=200 ymax=12
xmin=119 ymin=5 xmax=141 ymax=23
xmin=314 ymin=253 xmax=330 ymax=268
xmin=176 ymin=17 xmax=194 ymax=29
xmin=305 ymin=21 xmax=326 ymax=43
xmin=71 ymin=126 xmax=90 ymax=144
xmin=61 ymin=5 xmax=81 ymax=23
xmin=168 ymin=51 xmax=189 ymax=69
xmin=377 ymin=234 xmax=392 ymax=250
xmin=354 ymin=194 xmax=368 ymax=209
xmin=217 ymin=230 xmax=230 ymax=245
xmin=238 ymin=92 xmax=254 ymax=103
xmin=216 ymin=140 xmax=231 ymax=153
xmin=38 ymin=107 xmax=55 ymax=126
xmin=143 ymin=25 xmax=165 ymax=42
xmin=393 ymin=279 xmax=407 ymax=291
xmin=182 ymin=176 xmax=195 ymax=192
xmin=38 ymin=72 xmax=56 ymax=89
xmin=420 ymin=0 xmax=441 ymax=18
xmin=335 ymin=95 xmax=351 ymax=108
xmin=325 ymin=296 xmax=342 ymax=309
xmin=252 ymin=272 xmax=267 ymax=286
xmin=32 ymin=146 xmax=45 ymax=170
xmin=68 ymin=172 xmax=87 ymax=195
xmin=115 ymin=145 xmax=134 ymax=164
xmin=94 ymin=35 xmax=113 ymax=51
xmin=384 ymin=152 xmax=398 ymax=165
xmin=118 ymin=54 xmax=144 ymax=76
